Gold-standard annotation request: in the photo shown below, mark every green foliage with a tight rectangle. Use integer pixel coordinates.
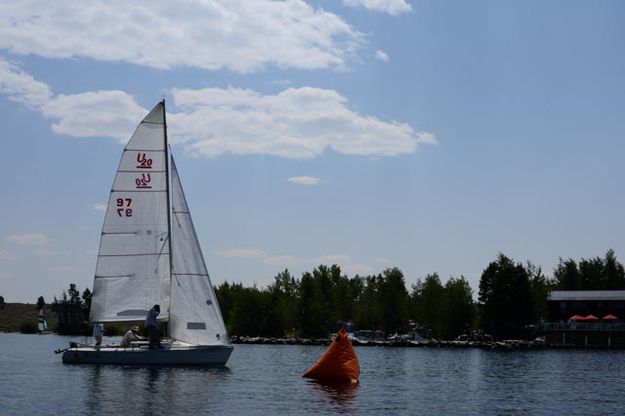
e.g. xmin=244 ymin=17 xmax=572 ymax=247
xmin=527 ymin=262 xmax=553 ymax=322
xmin=19 ymin=320 xmax=38 ymax=334
xmin=0 ymin=296 xmax=5 ymax=310
xmin=36 ymin=296 xmax=45 ymax=310
xmin=554 ymin=250 xmax=625 ymax=290
xmin=51 ymin=283 xmax=91 ymax=335
xmin=411 ymin=273 xmax=475 ymax=339
xmin=479 ymin=253 xmax=533 ymax=339
xmin=441 ymin=277 xmax=475 ymax=339
xmin=378 ymin=268 xmax=409 ymax=334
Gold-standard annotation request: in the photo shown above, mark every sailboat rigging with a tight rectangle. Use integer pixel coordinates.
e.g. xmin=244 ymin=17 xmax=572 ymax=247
xmin=61 ymin=101 xmax=233 ymax=365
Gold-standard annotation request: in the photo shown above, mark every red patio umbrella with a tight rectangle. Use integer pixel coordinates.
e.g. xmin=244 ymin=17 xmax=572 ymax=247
xmin=584 ymin=314 xmax=599 ymax=321
xmin=569 ymin=315 xmax=584 ymax=321
xmin=602 ymin=314 xmax=619 ymax=321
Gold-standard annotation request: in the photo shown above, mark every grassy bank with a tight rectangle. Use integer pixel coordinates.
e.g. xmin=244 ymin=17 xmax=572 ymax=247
xmin=0 ymin=303 xmax=58 ymax=333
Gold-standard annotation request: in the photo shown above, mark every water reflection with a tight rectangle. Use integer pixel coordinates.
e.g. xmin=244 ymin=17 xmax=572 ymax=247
xmin=83 ymin=365 xmax=231 ymax=415
xmin=309 ymin=381 xmax=359 ymax=414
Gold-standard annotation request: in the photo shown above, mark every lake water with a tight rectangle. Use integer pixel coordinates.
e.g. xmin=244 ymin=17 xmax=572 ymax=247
xmin=1 ymin=333 xmax=625 ymax=415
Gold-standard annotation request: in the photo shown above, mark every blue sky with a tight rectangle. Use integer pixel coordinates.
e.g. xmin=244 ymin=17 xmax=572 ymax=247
xmin=1 ymin=0 xmax=623 ymax=303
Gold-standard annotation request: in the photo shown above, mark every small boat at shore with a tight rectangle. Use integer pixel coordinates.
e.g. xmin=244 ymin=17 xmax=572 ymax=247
xmin=60 ymin=101 xmax=233 ymax=365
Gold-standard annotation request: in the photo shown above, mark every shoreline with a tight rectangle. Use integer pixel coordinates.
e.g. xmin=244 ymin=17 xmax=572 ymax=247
xmin=230 ymin=336 xmax=625 ymax=350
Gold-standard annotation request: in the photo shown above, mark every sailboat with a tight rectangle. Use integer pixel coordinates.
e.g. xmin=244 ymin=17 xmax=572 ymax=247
xmin=38 ymin=308 xmax=50 ymax=334
xmin=62 ymin=101 xmax=233 ymax=365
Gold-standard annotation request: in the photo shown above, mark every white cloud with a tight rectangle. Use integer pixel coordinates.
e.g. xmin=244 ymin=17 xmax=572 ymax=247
xmin=5 ymin=233 xmax=50 ymax=246
xmin=0 ymin=1 xmax=362 ymax=73
xmin=42 ymin=91 xmax=146 ymax=141
xmin=215 ymin=248 xmax=267 ymax=258
xmin=92 ymin=203 xmax=107 ymax=212
xmin=288 ymin=176 xmax=320 ymax=186
xmin=342 ymin=0 xmax=412 ymax=15
xmin=79 ymin=226 xmax=91 ymax=232
xmin=0 ymin=57 xmax=52 ymax=109
xmin=170 ymin=86 xmax=435 ymax=159
xmin=375 ymin=49 xmax=389 ymax=62
xmin=0 ymin=250 xmax=15 ymax=260
xmin=0 ymin=62 xmax=436 ymax=158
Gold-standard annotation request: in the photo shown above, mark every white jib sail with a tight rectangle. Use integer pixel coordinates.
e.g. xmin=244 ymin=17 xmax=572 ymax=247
xmin=90 ymin=102 xmax=171 ymax=323
xmin=169 ymin=157 xmax=229 ymax=345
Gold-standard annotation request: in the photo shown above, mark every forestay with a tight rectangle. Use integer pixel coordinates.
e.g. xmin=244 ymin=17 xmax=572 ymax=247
xmin=169 ymin=157 xmax=229 ymax=345
xmin=90 ymin=103 xmax=171 ymax=323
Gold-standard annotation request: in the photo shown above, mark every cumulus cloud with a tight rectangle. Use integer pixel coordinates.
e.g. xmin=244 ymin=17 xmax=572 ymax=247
xmin=170 ymin=86 xmax=435 ymax=158
xmin=288 ymin=176 xmax=320 ymax=186
xmin=0 ymin=0 xmax=362 ymax=73
xmin=0 ymin=61 xmax=436 ymax=158
xmin=5 ymin=233 xmax=50 ymax=246
xmin=42 ymin=91 xmax=146 ymax=141
xmin=342 ymin=0 xmax=412 ymax=15
xmin=375 ymin=49 xmax=389 ymax=62
xmin=0 ymin=57 xmax=52 ymax=109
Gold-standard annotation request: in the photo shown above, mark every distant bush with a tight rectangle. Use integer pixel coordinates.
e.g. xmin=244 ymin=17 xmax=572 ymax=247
xmin=19 ymin=321 xmax=37 ymax=334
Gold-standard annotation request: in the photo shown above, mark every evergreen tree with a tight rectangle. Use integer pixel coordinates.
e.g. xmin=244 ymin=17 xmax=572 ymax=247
xmin=554 ymin=258 xmax=581 ymax=290
xmin=411 ymin=273 xmax=444 ymax=338
xmin=36 ymin=296 xmax=45 ymax=310
xmin=378 ymin=268 xmax=409 ymax=334
xmin=479 ymin=253 xmax=532 ymax=339
xmin=441 ymin=277 xmax=474 ymax=339
xmin=527 ymin=262 xmax=552 ymax=322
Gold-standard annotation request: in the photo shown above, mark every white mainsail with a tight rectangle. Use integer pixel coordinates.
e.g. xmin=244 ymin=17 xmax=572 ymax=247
xmin=169 ymin=157 xmax=229 ymax=345
xmin=90 ymin=102 xmax=171 ymax=323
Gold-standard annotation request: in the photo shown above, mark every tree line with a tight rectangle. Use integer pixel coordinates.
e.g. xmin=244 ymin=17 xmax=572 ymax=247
xmin=11 ymin=249 xmax=624 ymax=340
xmin=216 ymin=249 xmax=625 ymax=340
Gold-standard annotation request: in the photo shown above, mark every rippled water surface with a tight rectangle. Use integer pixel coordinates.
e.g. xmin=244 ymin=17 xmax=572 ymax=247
xmin=2 ymin=333 xmax=625 ymax=415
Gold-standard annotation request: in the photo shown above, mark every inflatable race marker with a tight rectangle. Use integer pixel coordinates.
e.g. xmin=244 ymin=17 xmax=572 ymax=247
xmin=303 ymin=329 xmax=360 ymax=383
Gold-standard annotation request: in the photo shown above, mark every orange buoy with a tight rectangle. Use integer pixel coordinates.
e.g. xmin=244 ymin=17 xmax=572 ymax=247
xmin=303 ymin=328 xmax=359 ymax=383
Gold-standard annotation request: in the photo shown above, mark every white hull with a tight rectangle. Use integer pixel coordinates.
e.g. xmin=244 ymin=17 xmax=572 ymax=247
xmin=62 ymin=343 xmax=233 ymax=366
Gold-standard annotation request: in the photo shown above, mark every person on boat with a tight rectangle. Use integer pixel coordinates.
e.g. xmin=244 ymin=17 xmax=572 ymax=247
xmin=120 ymin=326 xmax=141 ymax=348
xmin=145 ymin=305 xmax=161 ymax=349
xmin=92 ymin=322 xmax=104 ymax=348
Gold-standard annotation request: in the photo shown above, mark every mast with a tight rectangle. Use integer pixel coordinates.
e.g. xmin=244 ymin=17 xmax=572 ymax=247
xmin=163 ymin=99 xmax=174 ymax=335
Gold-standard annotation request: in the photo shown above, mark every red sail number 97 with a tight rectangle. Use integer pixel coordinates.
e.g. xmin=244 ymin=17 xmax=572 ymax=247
xmin=116 ymin=198 xmax=133 ymax=217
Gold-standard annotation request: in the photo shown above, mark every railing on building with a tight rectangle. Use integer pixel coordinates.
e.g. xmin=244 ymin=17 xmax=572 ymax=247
xmin=540 ymin=322 xmax=625 ymax=332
